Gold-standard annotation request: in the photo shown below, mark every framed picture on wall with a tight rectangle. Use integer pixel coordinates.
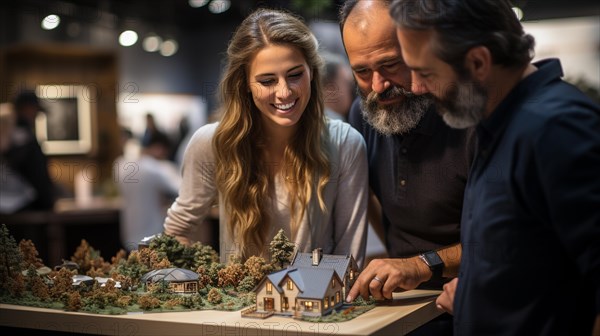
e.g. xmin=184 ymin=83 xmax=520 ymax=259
xmin=35 ymin=85 xmax=94 ymax=155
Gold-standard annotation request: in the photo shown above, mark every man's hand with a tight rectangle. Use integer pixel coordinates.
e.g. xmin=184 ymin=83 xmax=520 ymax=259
xmin=436 ymin=278 xmax=458 ymax=315
xmin=346 ymin=257 xmax=432 ymax=302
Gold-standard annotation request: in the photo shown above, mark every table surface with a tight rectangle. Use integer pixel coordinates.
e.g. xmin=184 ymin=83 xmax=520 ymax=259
xmin=0 ymin=290 xmax=442 ymax=336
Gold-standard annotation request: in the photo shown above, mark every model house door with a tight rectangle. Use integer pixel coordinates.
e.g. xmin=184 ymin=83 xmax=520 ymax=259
xmin=264 ymin=298 xmax=274 ymax=311
xmin=282 ymin=297 xmax=289 ymax=310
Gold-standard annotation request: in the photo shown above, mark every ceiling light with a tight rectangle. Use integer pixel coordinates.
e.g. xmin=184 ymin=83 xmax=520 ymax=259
xmin=41 ymin=14 xmax=60 ymax=30
xmin=119 ymin=30 xmax=138 ymax=47
xmin=160 ymin=39 xmax=178 ymax=57
xmin=512 ymin=7 xmax=524 ymax=21
xmin=189 ymin=0 xmax=210 ymax=8
xmin=143 ymin=34 xmax=162 ymax=52
xmin=209 ymin=0 xmax=231 ymax=14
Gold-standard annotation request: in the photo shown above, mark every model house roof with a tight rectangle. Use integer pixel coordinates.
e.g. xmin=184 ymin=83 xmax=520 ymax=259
xmin=140 ymin=268 xmax=199 ymax=283
xmin=72 ymin=274 xmax=94 ymax=286
xmin=290 ymin=250 xmax=356 ymax=279
xmin=287 ymin=267 xmax=341 ymax=300
xmin=264 ymin=269 xmax=288 ymax=294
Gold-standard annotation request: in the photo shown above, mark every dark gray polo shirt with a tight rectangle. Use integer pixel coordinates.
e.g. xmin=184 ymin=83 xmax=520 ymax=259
xmin=349 ymin=99 xmax=475 ymax=260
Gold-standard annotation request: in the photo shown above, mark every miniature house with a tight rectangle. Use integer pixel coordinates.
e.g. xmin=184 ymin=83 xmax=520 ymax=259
xmin=140 ymin=268 xmax=199 ymax=294
xmin=255 ymin=267 xmax=344 ymax=317
xmin=289 ymin=248 xmax=359 ymax=298
xmin=72 ymin=274 xmax=95 ymax=287
xmin=54 ymin=260 xmax=80 ymax=272
xmin=71 ymin=275 xmax=121 ymax=288
xmin=253 ymin=249 xmax=359 ymax=317
xmin=137 ymin=234 xmax=158 ymax=250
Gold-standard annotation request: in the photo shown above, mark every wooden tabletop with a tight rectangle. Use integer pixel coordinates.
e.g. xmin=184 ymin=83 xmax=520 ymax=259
xmin=0 ymin=290 xmax=442 ymax=336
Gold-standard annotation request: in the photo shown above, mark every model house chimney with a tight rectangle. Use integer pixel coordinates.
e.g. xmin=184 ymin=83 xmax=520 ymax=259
xmin=312 ymin=248 xmax=323 ymax=266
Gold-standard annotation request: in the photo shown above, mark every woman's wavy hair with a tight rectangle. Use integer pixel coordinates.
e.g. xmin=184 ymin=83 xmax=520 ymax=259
xmin=390 ymin=0 xmax=535 ymax=73
xmin=213 ymin=8 xmax=330 ymax=259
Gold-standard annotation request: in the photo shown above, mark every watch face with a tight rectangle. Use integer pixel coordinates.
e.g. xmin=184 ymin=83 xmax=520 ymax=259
xmin=423 ymin=251 xmax=443 ymax=266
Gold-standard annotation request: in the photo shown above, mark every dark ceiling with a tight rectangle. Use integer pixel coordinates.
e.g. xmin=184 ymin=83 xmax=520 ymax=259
xmin=513 ymin=0 xmax=599 ymax=21
xmin=1 ymin=0 xmax=344 ymax=33
xmin=3 ymin=0 xmax=599 ymax=34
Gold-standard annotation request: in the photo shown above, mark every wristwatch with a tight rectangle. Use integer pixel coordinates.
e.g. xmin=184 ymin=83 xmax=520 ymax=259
xmin=419 ymin=251 xmax=444 ymax=281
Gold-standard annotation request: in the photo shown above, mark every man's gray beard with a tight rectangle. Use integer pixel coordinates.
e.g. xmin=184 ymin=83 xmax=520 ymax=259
xmin=437 ymin=79 xmax=486 ymax=129
xmin=359 ymin=87 xmax=432 ymax=136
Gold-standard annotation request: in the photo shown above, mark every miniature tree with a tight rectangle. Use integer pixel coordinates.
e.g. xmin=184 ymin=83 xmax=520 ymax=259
xmin=244 ymin=256 xmax=272 ymax=283
xmin=217 ymin=262 xmax=245 ymax=288
xmin=191 ymin=242 xmax=219 ymax=269
xmin=138 ymin=295 xmax=161 ymax=310
xmin=269 ymin=229 xmax=295 ymax=269
xmin=71 ymin=239 xmax=93 ymax=273
xmin=207 ymin=287 xmax=222 ymax=304
xmin=194 ymin=266 xmax=212 ymax=290
xmin=30 ymin=275 xmax=50 ymax=301
xmin=66 ymin=291 xmax=82 ymax=311
xmin=50 ymin=267 xmax=75 ymax=299
xmin=148 ymin=280 xmax=170 ymax=295
xmin=90 ymin=262 xmax=112 ymax=277
xmin=71 ymin=239 xmax=110 ymax=275
xmin=153 ymin=257 xmax=172 ymax=270
xmin=19 ymin=239 xmax=44 ymax=269
xmin=110 ymin=249 xmax=127 ymax=267
xmin=164 ymin=297 xmax=183 ymax=309
xmin=112 ymin=270 xmax=137 ymax=291
xmin=149 ymin=234 xmax=197 ymax=269
xmin=116 ymin=295 xmax=132 ymax=308
xmin=8 ymin=272 xmax=26 ymax=297
xmin=84 ymin=282 xmax=119 ymax=310
xmin=25 ymin=264 xmax=39 ymax=290
xmin=180 ymin=294 xmax=203 ymax=309
xmin=137 ymin=247 xmax=171 ymax=270
xmin=237 ymin=275 xmax=257 ymax=292
xmin=114 ymin=251 xmax=149 ymax=286
xmin=86 ymin=267 xmax=105 ymax=278
xmin=0 ymin=224 xmax=24 ymax=296
xmin=207 ymin=262 xmax=225 ymax=286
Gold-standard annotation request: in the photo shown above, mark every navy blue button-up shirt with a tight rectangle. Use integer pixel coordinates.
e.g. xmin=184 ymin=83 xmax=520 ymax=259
xmin=455 ymin=59 xmax=600 ymax=335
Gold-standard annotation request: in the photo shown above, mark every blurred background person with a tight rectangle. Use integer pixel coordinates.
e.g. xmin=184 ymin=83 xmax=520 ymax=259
xmin=0 ymin=103 xmax=36 ymax=213
xmin=174 ymin=108 xmax=208 ymax=168
xmin=116 ymin=132 xmax=181 ymax=250
xmin=321 ymin=51 xmax=356 ymax=121
xmin=14 ymin=90 xmax=43 ymax=133
xmin=141 ymin=112 xmax=167 ymax=148
xmin=0 ymin=91 xmax=56 ymax=213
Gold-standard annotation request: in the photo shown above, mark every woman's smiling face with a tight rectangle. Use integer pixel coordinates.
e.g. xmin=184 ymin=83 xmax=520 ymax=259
xmin=247 ymin=44 xmax=312 ymax=132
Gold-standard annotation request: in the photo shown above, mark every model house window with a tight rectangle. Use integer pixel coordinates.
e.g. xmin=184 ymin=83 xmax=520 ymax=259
xmin=331 ymin=295 xmax=335 ymax=305
xmin=331 ymin=279 xmax=335 ymax=288
xmin=305 ymin=301 xmax=313 ymax=311
xmin=287 ymin=280 xmax=293 ymax=290
xmin=349 ymin=270 xmax=354 ymax=280
xmin=324 ymin=297 xmax=329 ymax=309
xmin=283 ymin=297 xmax=289 ymax=310
xmin=266 ymin=282 xmax=273 ymax=294
xmin=336 ymin=291 xmax=340 ymax=303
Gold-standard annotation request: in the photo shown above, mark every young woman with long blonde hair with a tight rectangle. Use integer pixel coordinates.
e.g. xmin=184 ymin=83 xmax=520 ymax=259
xmin=164 ymin=9 xmax=368 ymax=267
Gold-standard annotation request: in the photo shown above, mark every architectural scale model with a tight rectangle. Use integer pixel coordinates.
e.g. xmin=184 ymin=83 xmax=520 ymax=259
xmin=0 ymin=224 xmax=373 ymax=320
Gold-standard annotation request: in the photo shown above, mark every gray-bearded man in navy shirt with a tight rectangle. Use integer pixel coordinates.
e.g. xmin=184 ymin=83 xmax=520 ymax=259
xmin=391 ymin=0 xmax=600 ymax=334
